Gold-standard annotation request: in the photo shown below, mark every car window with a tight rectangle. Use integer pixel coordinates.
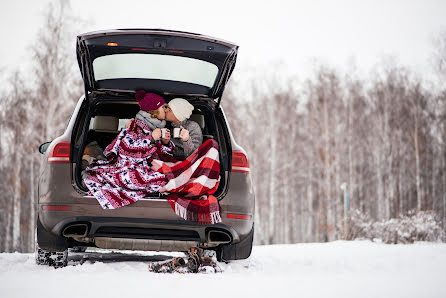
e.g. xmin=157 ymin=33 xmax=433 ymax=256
xmin=92 ymin=53 xmax=219 ymax=88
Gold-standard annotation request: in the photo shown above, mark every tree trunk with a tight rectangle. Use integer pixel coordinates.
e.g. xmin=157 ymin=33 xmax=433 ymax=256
xmin=12 ymin=152 xmax=21 ymax=251
xmin=29 ymin=157 xmax=36 ymax=252
xmin=323 ymin=94 xmax=330 ymax=242
xmin=414 ymin=96 xmax=422 ymax=212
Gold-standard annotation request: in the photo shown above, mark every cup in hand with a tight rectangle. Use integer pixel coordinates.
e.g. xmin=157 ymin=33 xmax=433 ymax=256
xmin=173 ymin=127 xmax=181 ymax=138
xmin=161 ymin=128 xmax=168 ymax=139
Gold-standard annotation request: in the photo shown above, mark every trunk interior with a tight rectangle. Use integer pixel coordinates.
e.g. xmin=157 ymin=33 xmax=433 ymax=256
xmin=72 ymin=96 xmax=230 ymax=198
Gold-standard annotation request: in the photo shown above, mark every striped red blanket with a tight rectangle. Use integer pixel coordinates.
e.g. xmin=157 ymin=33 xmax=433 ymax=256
xmin=150 ymin=139 xmax=221 ymax=224
xmin=83 ymin=119 xmax=221 ymax=224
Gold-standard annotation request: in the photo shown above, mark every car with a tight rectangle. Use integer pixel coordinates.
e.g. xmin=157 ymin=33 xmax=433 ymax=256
xmin=36 ymin=29 xmax=255 ymax=267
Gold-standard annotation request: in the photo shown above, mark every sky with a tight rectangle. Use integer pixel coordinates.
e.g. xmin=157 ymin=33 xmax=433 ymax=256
xmin=1 ymin=0 xmax=446 ymax=81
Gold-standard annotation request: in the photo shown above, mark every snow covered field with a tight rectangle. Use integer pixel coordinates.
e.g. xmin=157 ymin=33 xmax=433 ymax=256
xmin=1 ymin=240 xmax=445 ymax=298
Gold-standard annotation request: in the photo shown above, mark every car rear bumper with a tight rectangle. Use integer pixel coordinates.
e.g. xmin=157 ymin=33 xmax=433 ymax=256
xmin=47 ymin=215 xmax=239 ymax=251
xmin=38 ymin=196 xmax=253 ymax=251
xmin=38 ymin=163 xmax=255 ymax=252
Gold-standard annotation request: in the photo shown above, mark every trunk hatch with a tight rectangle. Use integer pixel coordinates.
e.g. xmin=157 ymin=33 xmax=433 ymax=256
xmin=76 ymin=29 xmax=238 ymax=108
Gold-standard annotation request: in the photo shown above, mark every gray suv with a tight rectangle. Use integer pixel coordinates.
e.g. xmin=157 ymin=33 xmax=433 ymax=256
xmin=36 ymin=29 xmax=254 ymax=267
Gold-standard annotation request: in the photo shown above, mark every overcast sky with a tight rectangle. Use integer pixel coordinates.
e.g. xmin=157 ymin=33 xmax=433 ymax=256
xmin=1 ymin=0 xmax=446 ymax=80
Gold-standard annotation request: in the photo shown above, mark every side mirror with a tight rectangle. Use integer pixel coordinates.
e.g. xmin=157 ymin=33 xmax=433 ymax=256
xmin=39 ymin=142 xmax=51 ymax=154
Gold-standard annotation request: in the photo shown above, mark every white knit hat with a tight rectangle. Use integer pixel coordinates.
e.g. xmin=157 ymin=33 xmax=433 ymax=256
xmin=168 ymin=98 xmax=194 ymax=122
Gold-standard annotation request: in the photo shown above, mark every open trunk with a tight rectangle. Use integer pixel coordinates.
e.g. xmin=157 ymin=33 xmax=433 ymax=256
xmin=72 ymin=94 xmax=230 ymax=198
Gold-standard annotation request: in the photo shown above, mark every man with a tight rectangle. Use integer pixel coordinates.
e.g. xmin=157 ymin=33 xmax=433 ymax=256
xmin=162 ymin=98 xmax=203 ymax=159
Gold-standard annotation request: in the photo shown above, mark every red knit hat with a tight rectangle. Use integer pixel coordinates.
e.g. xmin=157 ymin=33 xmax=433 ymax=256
xmin=135 ymin=90 xmax=166 ymax=111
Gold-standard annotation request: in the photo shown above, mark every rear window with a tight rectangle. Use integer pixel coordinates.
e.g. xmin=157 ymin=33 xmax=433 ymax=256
xmin=92 ymin=53 xmax=219 ymax=87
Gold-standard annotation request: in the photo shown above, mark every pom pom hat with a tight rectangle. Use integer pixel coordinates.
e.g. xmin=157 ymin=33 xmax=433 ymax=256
xmin=135 ymin=90 xmax=166 ymax=111
xmin=168 ymin=98 xmax=194 ymax=121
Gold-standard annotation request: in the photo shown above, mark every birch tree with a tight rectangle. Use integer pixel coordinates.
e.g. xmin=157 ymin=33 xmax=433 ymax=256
xmin=0 ymin=0 xmax=82 ymax=252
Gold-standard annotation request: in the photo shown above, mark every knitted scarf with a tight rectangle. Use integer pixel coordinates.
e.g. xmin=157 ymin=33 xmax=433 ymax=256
xmin=135 ymin=110 xmax=166 ymax=131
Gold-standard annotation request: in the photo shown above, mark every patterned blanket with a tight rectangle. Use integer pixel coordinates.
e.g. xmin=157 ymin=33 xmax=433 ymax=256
xmin=84 ymin=119 xmax=221 ymax=224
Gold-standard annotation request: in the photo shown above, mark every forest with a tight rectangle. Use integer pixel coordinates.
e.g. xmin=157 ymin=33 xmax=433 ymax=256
xmin=0 ymin=2 xmax=445 ymax=252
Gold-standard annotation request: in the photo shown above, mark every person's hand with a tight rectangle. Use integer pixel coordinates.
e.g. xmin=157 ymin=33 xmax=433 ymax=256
xmin=152 ymin=128 xmax=162 ymax=141
xmin=125 ymin=118 xmax=134 ymax=129
xmin=161 ymin=129 xmax=171 ymax=145
xmin=179 ymin=126 xmax=190 ymax=142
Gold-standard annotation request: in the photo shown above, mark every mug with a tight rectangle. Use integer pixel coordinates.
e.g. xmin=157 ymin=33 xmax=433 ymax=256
xmin=161 ymin=128 xmax=168 ymax=138
xmin=173 ymin=127 xmax=181 ymax=138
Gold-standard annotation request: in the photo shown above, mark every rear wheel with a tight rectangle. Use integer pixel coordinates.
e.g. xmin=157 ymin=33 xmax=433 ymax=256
xmin=35 ymin=242 xmax=68 ymax=268
xmin=217 ymin=225 xmax=254 ymax=262
xmin=35 ymin=217 xmax=68 ymax=268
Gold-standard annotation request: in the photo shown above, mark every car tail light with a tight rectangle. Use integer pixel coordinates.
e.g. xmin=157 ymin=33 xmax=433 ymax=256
xmin=227 ymin=213 xmax=252 ymax=220
xmin=231 ymin=151 xmax=250 ymax=173
xmin=107 ymin=42 xmax=118 ymax=46
xmin=48 ymin=142 xmax=70 ymax=163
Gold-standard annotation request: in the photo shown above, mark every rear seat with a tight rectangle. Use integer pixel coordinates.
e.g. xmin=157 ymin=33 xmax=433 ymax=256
xmin=87 ymin=114 xmax=212 ymax=149
xmin=87 ymin=115 xmax=120 ymax=149
xmin=189 ymin=113 xmax=214 ymax=140
xmin=93 ymin=115 xmax=119 ymax=133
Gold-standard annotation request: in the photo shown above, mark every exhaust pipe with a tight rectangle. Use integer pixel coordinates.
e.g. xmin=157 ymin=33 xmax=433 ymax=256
xmin=62 ymin=223 xmax=88 ymax=238
xmin=207 ymin=230 xmax=231 ymax=244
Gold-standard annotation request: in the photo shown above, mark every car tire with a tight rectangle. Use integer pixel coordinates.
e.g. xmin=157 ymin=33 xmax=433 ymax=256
xmin=35 ymin=217 xmax=68 ymax=268
xmin=218 ymin=224 xmax=254 ymax=262
xmin=35 ymin=242 xmax=68 ymax=268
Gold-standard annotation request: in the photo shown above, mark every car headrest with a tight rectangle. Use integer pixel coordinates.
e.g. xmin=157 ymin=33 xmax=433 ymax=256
xmin=189 ymin=114 xmax=205 ymax=130
xmin=93 ymin=115 xmax=119 ymax=133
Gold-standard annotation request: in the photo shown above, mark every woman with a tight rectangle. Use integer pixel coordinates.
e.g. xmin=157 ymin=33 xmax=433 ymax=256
xmin=83 ymin=91 xmax=174 ymax=209
xmin=133 ymin=90 xmax=171 ymax=145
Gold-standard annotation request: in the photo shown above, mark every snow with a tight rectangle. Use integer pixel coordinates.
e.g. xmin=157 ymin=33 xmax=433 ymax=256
xmin=1 ymin=241 xmax=445 ymax=298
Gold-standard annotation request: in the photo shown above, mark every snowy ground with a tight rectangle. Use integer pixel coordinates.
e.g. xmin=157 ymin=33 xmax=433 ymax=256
xmin=1 ymin=240 xmax=445 ymax=298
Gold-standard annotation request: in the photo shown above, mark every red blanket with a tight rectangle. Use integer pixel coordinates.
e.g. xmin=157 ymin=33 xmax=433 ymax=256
xmin=84 ymin=119 xmax=221 ymax=224
xmin=150 ymin=139 xmax=221 ymax=224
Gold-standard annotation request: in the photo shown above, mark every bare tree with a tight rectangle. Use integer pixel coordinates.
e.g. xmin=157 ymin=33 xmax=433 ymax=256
xmin=0 ymin=0 xmax=82 ymax=252
xmin=432 ymin=30 xmax=446 ymax=80
xmin=223 ymin=59 xmax=445 ymax=245
xmin=32 ymin=0 xmax=83 ymax=143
